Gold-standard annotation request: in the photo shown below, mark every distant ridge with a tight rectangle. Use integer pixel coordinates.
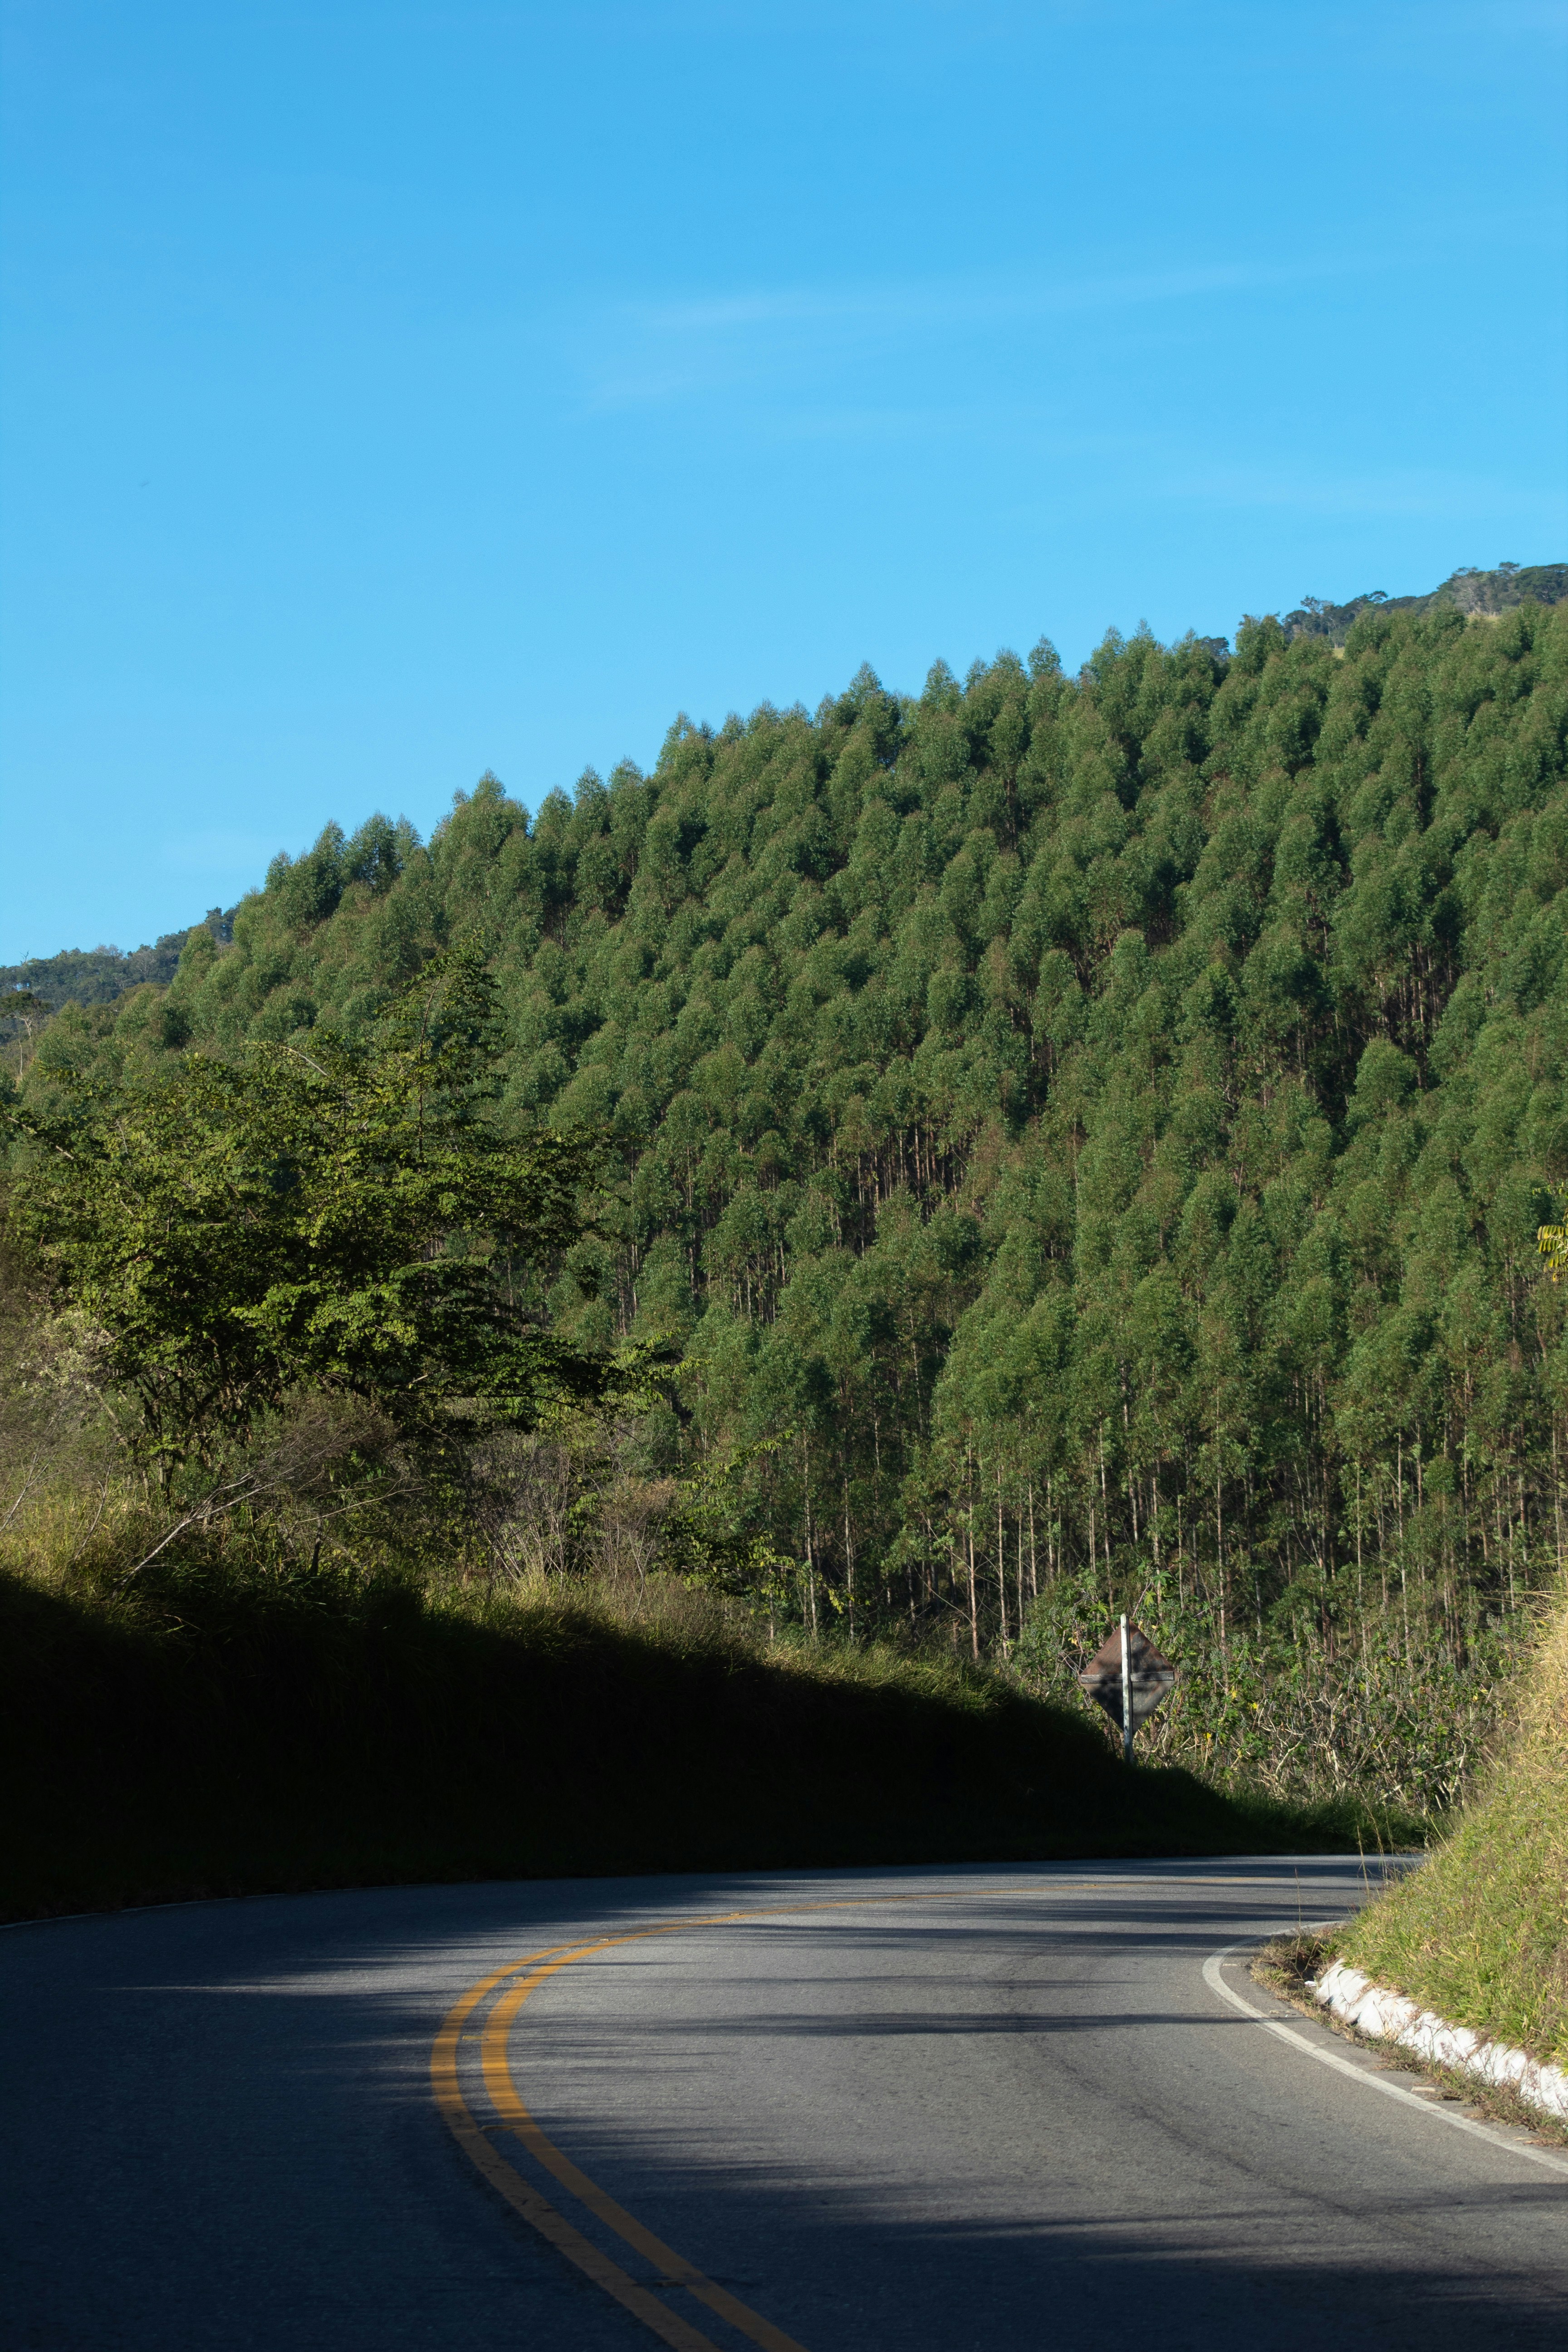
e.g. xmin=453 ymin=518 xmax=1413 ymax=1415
xmin=1283 ymin=560 xmax=1567 ymax=647
xmin=0 ymin=910 xmax=234 ymax=1021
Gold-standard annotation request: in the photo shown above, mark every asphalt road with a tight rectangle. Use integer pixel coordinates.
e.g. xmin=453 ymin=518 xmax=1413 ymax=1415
xmin=4 ymin=1857 xmax=1566 ymax=2351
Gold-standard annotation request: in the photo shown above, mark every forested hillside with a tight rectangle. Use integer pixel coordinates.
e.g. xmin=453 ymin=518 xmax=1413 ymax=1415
xmin=14 ymin=588 xmax=1568 ymax=1811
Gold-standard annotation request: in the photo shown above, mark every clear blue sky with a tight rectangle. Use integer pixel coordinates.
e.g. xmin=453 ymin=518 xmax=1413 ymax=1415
xmin=2 ymin=0 xmax=1565 ymax=963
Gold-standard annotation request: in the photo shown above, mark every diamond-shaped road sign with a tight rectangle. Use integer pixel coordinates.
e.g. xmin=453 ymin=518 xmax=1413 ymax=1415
xmin=1078 ymin=1621 xmax=1176 ymax=1739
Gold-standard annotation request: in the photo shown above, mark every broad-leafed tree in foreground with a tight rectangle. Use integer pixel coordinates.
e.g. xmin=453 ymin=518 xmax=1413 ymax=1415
xmin=5 ymin=945 xmax=667 ymax=1483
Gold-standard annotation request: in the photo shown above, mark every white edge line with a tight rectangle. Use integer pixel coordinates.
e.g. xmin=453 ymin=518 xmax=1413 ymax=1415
xmin=1204 ymin=1939 xmax=1568 ymax=2180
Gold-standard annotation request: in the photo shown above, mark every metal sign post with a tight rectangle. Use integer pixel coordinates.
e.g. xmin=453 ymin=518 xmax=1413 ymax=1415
xmin=1078 ymin=1621 xmax=1177 ymax=1759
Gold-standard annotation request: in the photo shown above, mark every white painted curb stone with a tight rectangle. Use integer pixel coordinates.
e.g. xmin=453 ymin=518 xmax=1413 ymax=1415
xmin=1315 ymin=1958 xmax=1568 ymax=2122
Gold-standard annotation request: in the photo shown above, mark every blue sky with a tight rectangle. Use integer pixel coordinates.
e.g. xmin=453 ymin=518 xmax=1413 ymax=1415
xmin=2 ymin=0 xmax=1565 ymax=962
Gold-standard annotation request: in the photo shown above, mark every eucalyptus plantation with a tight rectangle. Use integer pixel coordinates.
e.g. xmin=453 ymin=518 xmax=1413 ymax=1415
xmin=15 ymin=579 xmax=1568 ymax=1812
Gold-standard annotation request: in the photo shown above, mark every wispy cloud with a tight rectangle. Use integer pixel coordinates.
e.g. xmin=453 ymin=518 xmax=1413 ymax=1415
xmin=1151 ymin=463 xmax=1559 ymax=522
xmin=573 ymin=255 xmax=1375 ymax=410
xmin=634 ymin=260 xmax=1301 ymax=336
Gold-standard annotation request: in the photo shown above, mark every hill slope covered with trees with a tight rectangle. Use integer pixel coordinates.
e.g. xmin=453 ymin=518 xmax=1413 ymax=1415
xmin=13 ymin=584 xmax=1568 ymax=1813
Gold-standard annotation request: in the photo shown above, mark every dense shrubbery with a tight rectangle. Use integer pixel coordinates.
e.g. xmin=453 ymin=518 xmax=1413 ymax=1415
xmin=8 ymin=585 xmax=1568 ymax=1818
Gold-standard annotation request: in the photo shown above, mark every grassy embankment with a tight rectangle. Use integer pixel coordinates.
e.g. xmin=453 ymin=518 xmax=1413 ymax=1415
xmin=0 ymin=1541 xmax=1387 ymax=1925
xmin=1336 ymin=1574 xmax=1568 ymax=2067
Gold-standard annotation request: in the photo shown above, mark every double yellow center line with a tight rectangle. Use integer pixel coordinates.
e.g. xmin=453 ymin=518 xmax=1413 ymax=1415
xmin=432 ymin=1908 xmax=811 ymax=2352
xmin=431 ymin=1875 xmax=1332 ymax=2350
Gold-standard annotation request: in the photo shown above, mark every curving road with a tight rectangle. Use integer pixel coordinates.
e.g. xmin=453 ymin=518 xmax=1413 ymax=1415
xmin=4 ymin=1857 xmax=1566 ymax=2350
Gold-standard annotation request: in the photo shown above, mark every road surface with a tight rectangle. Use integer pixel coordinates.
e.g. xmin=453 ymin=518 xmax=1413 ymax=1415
xmin=4 ymin=1857 xmax=1565 ymax=2349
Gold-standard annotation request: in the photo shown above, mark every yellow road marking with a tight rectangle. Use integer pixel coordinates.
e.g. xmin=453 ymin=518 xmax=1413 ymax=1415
xmin=480 ymin=1932 xmax=811 ymax=2352
xmin=432 ymin=1940 xmax=728 ymax=2352
xmin=434 ymin=1872 xmax=1357 ymax=2348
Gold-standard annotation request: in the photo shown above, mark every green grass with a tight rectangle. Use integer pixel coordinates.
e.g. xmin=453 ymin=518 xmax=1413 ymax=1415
xmin=1338 ymin=1574 xmax=1568 ymax=2068
xmin=0 ymin=1551 xmax=1376 ymax=1922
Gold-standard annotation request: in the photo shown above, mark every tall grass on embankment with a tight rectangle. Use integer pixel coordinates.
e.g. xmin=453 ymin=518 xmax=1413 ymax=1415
xmin=0 ymin=1542 xmax=1378 ymax=1922
xmin=1337 ymin=1575 xmax=1568 ymax=2068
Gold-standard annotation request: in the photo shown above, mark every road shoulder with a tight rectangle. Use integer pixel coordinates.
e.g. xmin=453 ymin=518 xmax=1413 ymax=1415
xmin=1203 ymin=1936 xmax=1568 ymax=2178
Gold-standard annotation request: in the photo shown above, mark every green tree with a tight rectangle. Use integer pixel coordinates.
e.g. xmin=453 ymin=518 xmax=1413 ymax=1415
xmin=5 ymin=946 xmax=663 ymax=1479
